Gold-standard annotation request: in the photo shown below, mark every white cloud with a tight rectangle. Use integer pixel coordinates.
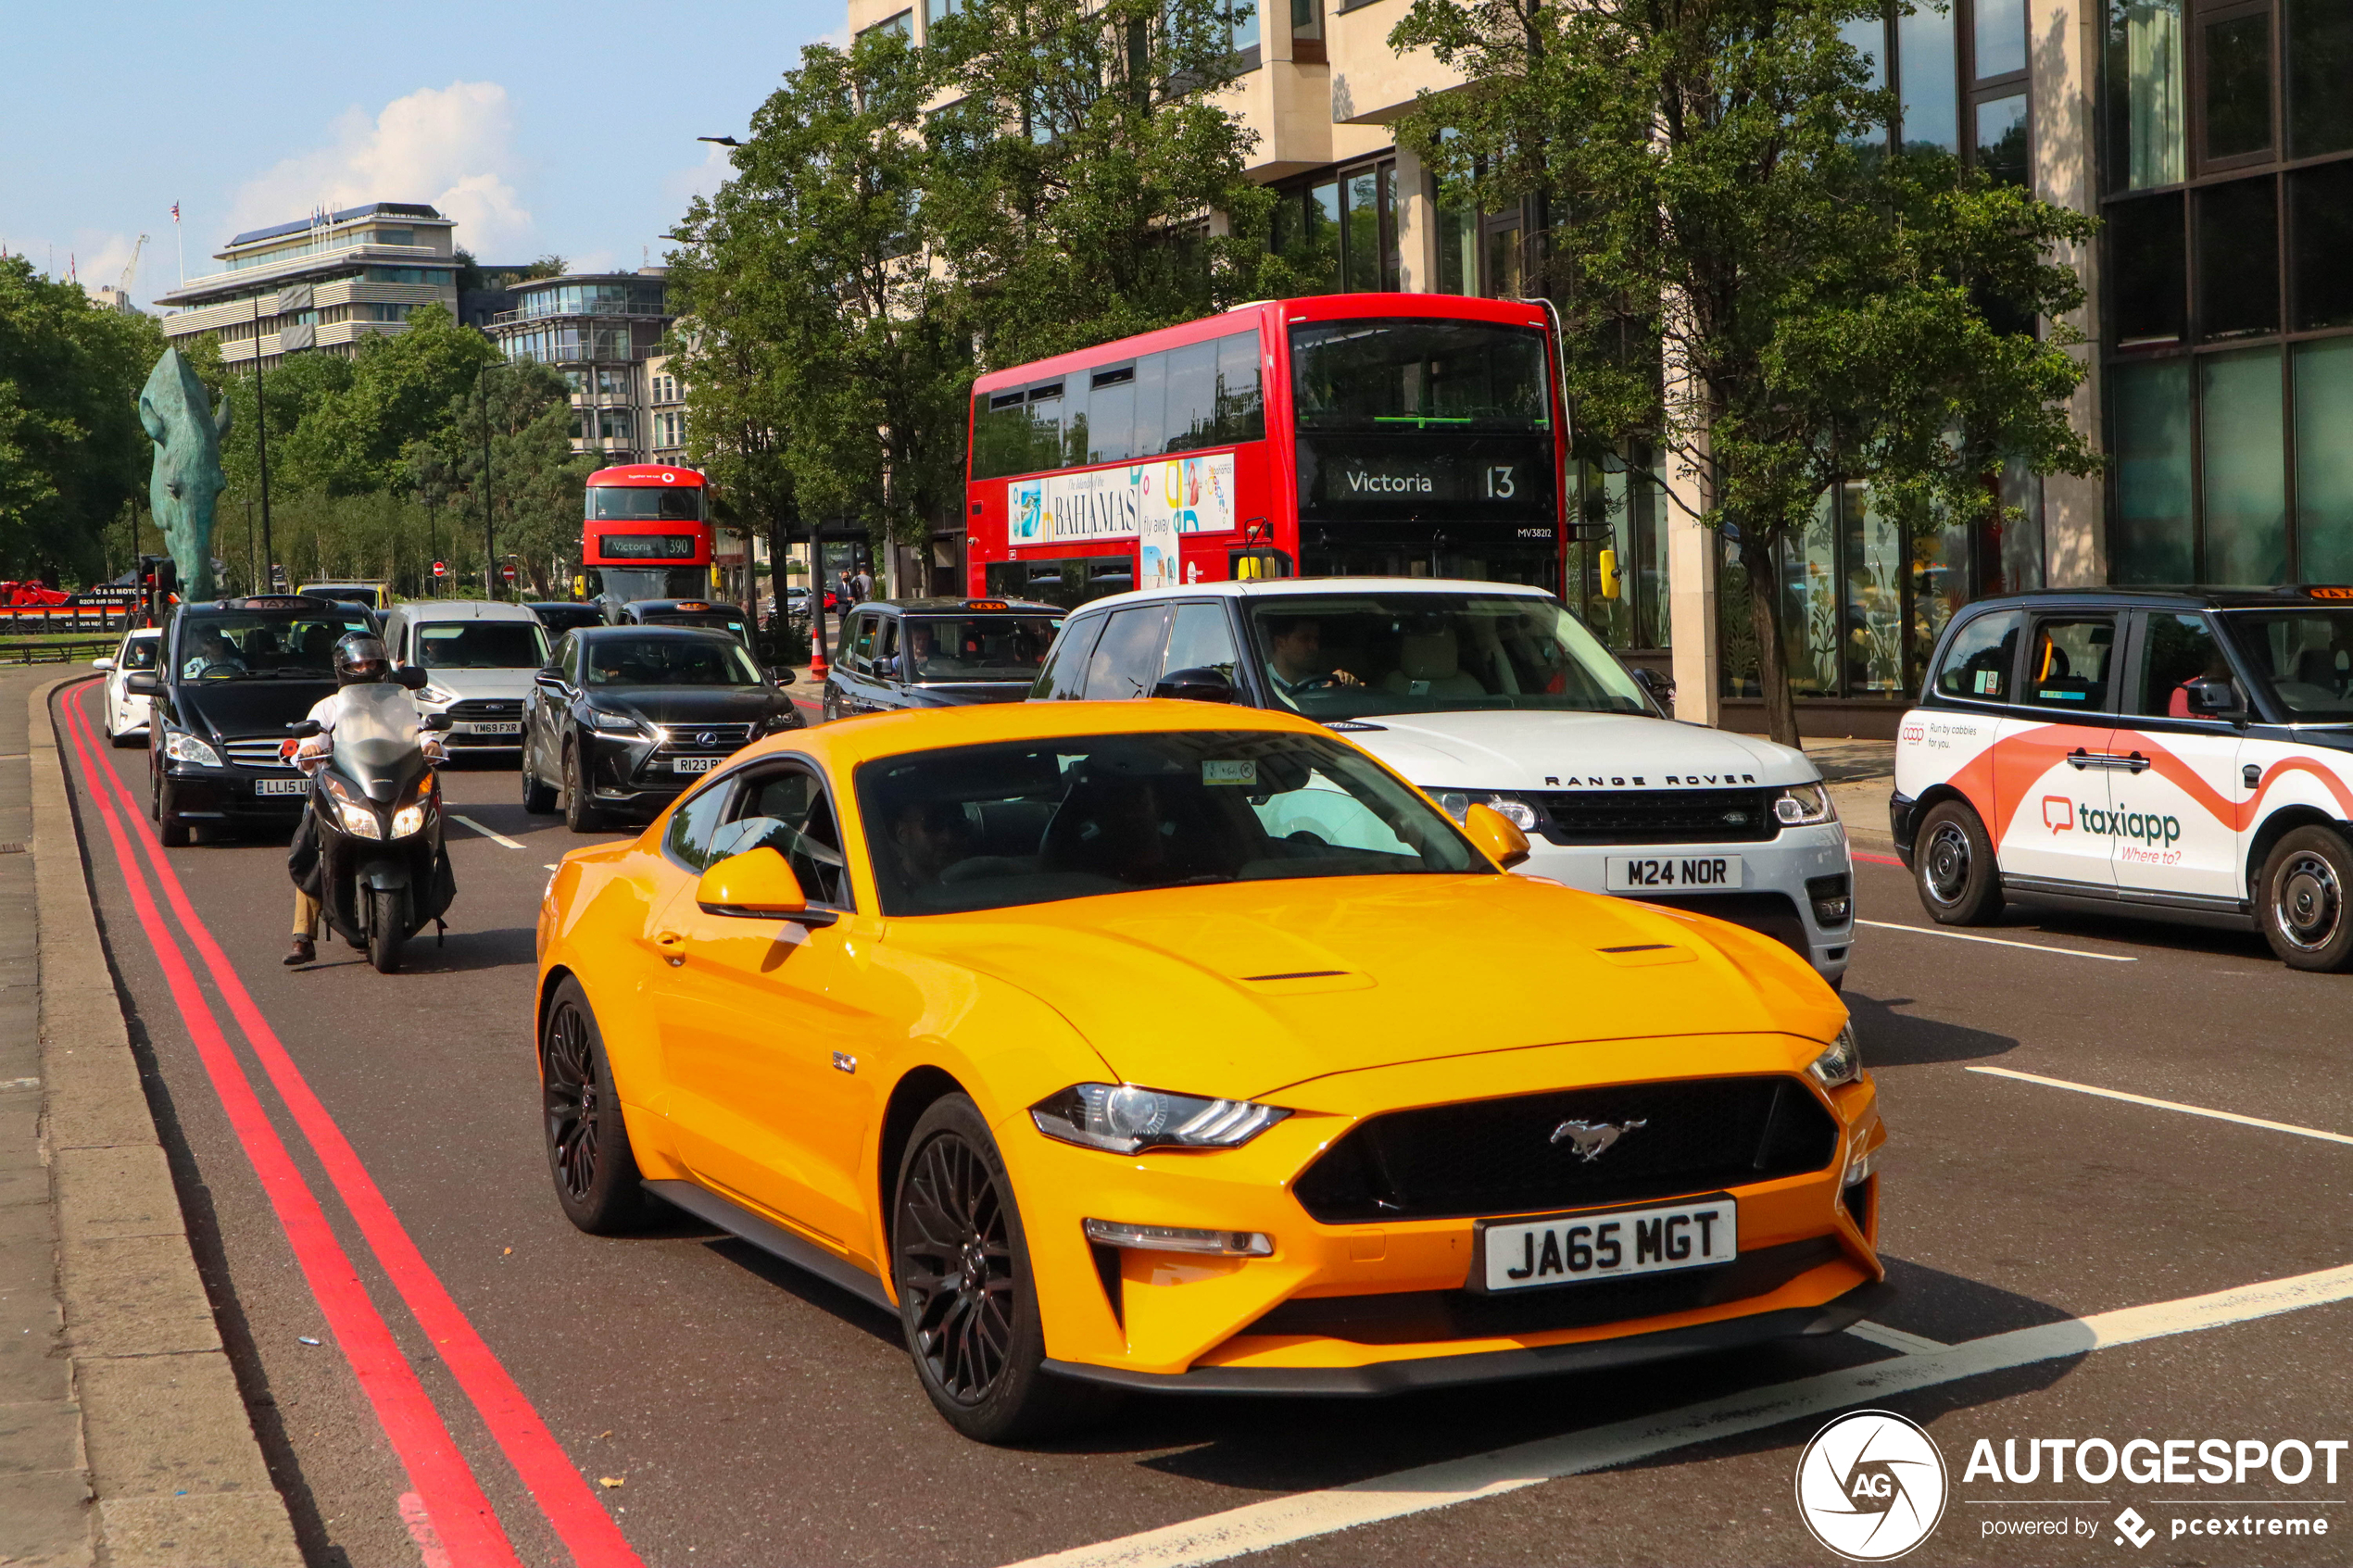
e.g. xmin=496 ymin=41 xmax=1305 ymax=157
xmin=228 ymin=82 xmax=534 ymax=255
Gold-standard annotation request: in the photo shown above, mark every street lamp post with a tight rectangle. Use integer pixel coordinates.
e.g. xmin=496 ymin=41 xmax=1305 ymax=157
xmin=478 ymin=361 xmax=500 ymax=598
xmin=252 ymin=295 xmax=275 ymax=589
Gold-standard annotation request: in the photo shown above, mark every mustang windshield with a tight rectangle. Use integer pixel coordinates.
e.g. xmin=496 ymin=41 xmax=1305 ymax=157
xmin=1241 ymin=593 xmax=1650 ymax=718
xmin=583 ymin=635 xmax=763 ymax=686
xmin=857 ymin=729 xmax=1487 ymax=916
xmin=2222 ymin=608 xmax=2353 ymax=719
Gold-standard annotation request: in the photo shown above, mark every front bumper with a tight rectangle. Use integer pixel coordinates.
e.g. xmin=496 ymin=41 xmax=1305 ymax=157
xmin=1000 ymin=1036 xmax=1885 ymax=1387
xmin=159 ymin=765 xmax=307 ymax=822
xmin=1889 ymin=791 xmax=1922 ymax=867
xmin=1514 ymin=824 xmax=1856 ymax=979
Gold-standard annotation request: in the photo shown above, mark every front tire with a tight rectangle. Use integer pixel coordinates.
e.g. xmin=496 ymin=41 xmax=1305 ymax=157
xmin=892 ymin=1095 xmax=1116 ymax=1443
xmin=2258 ymin=826 xmax=2353 ymax=972
xmin=521 ymin=746 xmax=558 ymax=813
xmin=365 ymin=886 xmax=406 ymax=973
xmin=157 ymin=780 xmax=191 ymax=847
xmin=1913 ymin=799 xmax=2003 ymax=925
xmin=540 ymin=978 xmax=653 ymax=1234
xmin=561 ymin=740 xmax=603 ymax=834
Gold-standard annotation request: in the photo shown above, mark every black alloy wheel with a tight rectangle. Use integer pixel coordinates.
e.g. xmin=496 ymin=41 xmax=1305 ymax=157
xmin=540 ymin=977 xmax=652 ymax=1233
xmin=1913 ymin=798 xmax=2002 ymax=925
xmin=2259 ymin=826 xmax=2353 ymax=972
xmin=561 ymin=737 xmax=603 ymax=834
xmin=521 ymin=733 xmax=558 ymax=813
xmin=892 ymin=1095 xmax=1116 ymax=1443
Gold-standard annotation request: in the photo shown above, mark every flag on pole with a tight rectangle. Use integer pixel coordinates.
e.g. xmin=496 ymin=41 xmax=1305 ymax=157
xmin=171 ymin=202 xmax=180 ymax=222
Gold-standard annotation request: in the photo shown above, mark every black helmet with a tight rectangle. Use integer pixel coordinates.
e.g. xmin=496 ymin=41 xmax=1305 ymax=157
xmin=333 ymin=633 xmax=391 ymax=686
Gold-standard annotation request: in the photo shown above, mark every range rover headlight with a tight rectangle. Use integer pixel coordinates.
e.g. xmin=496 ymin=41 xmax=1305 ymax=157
xmin=163 ymin=730 xmax=222 ymax=768
xmin=1774 ymin=781 xmax=1836 ymax=825
xmin=1030 ymin=1083 xmax=1290 ymax=1154
xmin=1436 ymin=792 xmax=1541 ymax=831
xmin=1807 ymin=1022 xmax=1863 ymax=1089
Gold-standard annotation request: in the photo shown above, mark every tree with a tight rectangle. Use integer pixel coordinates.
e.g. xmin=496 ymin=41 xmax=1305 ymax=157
xmin=925 ymin=0 xmax=1296 ymax=365
xmin=279 ymin=305 xmax=500 ymax=495
xmin=406 ymin=360 xmax=593 ymax=596
xmin=1392 ymin=0 xmax=2098 ymax=743
xmin=0 ymin=257 xmax=170 ymax=581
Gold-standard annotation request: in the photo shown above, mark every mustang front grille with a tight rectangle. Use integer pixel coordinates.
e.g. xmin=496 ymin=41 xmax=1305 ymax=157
xmin=1291 ymin=1075 xmax=1840 ymax=1224
xmin=1530 ymin=787 xmax=1778 ymax=846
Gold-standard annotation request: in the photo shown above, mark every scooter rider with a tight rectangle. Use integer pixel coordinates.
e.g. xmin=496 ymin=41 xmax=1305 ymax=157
xmin=284 ymin=633 xmax=446 ymax=965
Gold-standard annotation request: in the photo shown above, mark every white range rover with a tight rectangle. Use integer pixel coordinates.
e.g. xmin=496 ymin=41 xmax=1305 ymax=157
xmin=1030 ymin=578 xmax=1856 ymax=985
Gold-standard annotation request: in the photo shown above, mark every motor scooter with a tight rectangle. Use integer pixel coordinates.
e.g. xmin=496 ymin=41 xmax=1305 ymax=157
xmin=288 ymin=681 xmax=457 ymax=973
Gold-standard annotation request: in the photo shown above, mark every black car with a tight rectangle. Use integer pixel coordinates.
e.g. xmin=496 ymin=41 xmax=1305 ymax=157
xmin=823 ymin=598 xmax=1063 ymax=720
xmin=527 ymin=601 xmax=604 ymax=636
xmin=521 ymin=624 xmax=803 ymax=832
xmin=129 ymin=594 xmax=383 ymax=846
xmin=612 ymin=598 xmax=757 ymax=650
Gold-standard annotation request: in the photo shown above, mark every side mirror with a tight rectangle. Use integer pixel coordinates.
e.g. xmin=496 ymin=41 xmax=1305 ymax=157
xmin=535 ymin=663 xmax=565 ymax=684
xmin=1632 ymin=667 xmax=1676 ymax=709
xmin=2183 ymin=676 xmax=2241 ymax=719
xmin=92 ymin=656 xmax=116 ymax=671
xmin=286 ymin=719 xmax=323 ymax=738
xmin=125 ymin=671 xmax=163 ymax=696
xmin=695 ymin=847 xmax=837 ymax=925
xmin=770 ymin=666 xmax=797 ymax=685
xmin=421 ymin=712 xmax=454 ymax=733
xmin=395 ymin=665 xmax=430 ymax=691
xmin=1462 ymin=802 xmax=1533 ymax=871
xmin=1151 ymin=666 xmax=1237 ymax=704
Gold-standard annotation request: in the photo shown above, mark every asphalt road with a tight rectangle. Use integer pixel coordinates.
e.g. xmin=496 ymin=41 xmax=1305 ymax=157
xmin=50 ymin=677 xmax=2353 ymax=1568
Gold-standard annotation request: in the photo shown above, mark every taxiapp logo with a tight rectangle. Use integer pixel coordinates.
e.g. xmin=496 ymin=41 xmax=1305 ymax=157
xmin=2043 ymin=796 xmax=2075 ymax=832
xmin=1795 ymin=1410 xmax=1950 ymax=1561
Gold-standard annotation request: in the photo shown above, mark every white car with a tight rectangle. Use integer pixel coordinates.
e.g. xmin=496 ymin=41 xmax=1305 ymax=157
xmin=381 ymin=599 xmax=550 ymax=759
xmin=1029 ymin=578 xmax=1856 ymax=985
xmin=92 ymin=628 xmax=163 ymax=746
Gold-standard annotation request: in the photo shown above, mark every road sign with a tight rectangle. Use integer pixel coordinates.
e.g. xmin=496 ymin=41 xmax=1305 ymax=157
xmin=501 ymin=563 xmax=519 ymax=584
xmin=432 ymin=560 xmax=447 ymax=580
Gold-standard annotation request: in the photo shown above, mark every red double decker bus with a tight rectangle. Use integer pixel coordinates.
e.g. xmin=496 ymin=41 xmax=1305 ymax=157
xmin=583 ymin=463 xmax=712 ymax=605
xmin=966 ymin=295 xmax=1566 ymax=607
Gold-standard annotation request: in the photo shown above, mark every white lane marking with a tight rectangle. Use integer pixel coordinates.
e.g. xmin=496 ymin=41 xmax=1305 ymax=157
xmin=544 ymin=863 xmax=560 ymax=872
xmin=1968 ymin=1065 xmax=2353 ymax=1147
xmin=1845 ymin=1320 xmax=1947 ymax=1355
xmin=447 ymin=814 xmax=522 ymax=849
xmin=1856 ymin=919 xmax=2137 ymax=960
xmin=1002 ymin=1261 xmax=2353 ymax=1568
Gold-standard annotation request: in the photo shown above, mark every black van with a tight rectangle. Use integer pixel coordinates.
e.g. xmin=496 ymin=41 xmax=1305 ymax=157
xmin=129 ymin=594 xmax=381 ymax=845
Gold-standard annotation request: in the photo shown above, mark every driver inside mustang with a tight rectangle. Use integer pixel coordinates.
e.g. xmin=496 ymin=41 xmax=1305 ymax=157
xmin=1261 ymin=616 xmax=1362 ymax=709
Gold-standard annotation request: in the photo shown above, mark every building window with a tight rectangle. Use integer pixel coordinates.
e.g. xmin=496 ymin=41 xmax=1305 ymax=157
xmin=857 ymin=9 xmax=912 ymax=43
xmin=599 ymin=409 xmax=634 ymax=442
xmin=2103 ymin=0 xmax=2353 ymax=584
xmin=925 ymin=0 xmax=959 ymax=25
xmin=1291 ymin=0 xmax=1325 ymax=62
xmin=1270 ymin=158 xmax=1399 ymax=294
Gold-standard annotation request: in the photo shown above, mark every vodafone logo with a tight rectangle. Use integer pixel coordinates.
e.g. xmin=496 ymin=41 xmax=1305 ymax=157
xmin=1795 ymin=1410 xmax=1950 ymax=1560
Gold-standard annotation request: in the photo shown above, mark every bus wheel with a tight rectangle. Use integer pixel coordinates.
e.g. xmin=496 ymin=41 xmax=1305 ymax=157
xmin=1913 ymin=799 xmax=2002 ymax=926
xmin=2259 ymin=826 xmax=2353 ymax=972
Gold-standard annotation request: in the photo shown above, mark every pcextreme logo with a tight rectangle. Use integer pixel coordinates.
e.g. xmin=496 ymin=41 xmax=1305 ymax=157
xmin=2039 ymin=796 xmax=2183 ymax=847
xmin=1795 ymin=1410 xmax=1950 ymax=1561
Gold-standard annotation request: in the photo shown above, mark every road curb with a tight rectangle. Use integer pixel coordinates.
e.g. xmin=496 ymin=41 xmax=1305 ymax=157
xmin=25 ymin=676 xmax=300 ymax=1566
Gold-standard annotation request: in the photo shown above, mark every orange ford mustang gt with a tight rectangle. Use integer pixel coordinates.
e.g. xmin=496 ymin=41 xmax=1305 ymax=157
xmin=534 ymin=699 xmax=1887 ymax=1441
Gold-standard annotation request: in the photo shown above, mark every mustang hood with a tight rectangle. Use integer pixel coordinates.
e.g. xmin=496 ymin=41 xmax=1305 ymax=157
xmin=1340 ymin=709 xmax=1818 ymax=792
xmin=887 ymin=875 xmax=1843 ymax=1101
xmin=172 ymin=678 xmax=337 ymax=742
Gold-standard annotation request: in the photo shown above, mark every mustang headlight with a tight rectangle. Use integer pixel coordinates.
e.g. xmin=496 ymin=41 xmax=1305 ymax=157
xmin=1436 ymin=791 xmax=1542 ymax=832
xmin=1030 ymin=1083 xmax=1290 ymax=1154
xmin=1807 ymin=1022 xmax=1863 ymax=1089
xmin=164 ymin=730 xmax=223 ymax=768
xmin=321 ymin=776 xmax=384 ymax=840
xmin=1774 ymin=781 xmax=1837 ymax=825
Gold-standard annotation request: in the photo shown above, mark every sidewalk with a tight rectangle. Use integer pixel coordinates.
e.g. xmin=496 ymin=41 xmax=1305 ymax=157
xmin=0 ymin=668 xmax=297 ymax=1566
xmin=1750 ymin=734 xmax=1897 ymax=854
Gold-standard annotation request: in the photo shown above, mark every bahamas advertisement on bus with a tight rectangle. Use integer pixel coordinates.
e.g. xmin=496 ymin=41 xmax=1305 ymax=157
xmin=1007 ymin=453 xmax=1236 ymax=546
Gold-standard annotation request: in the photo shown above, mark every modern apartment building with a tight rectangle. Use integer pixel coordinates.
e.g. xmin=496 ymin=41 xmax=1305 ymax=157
xmin=156 ymin=203 xmax=459 ymax=371
xmin=483 ymin=270 xmax=675 ymax=466
xmin=842 ymin=0 xmax=2352 ymax=730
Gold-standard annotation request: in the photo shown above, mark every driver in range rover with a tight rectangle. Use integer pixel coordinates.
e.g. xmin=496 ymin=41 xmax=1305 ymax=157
xmin=1261 ymin=616 xmax=1363 ymax=709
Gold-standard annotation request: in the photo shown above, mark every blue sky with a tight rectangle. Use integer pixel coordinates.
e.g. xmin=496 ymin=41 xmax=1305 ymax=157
xmin=0 ymin=0 xmax=842 ymax=311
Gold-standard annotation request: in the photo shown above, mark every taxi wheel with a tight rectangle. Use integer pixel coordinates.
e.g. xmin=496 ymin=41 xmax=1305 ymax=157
xmin=540 ymin=978 xmax=653 ymax=1234
xmin=2258 ymin=826 xmax=2353 ymax=972
xmin=1914 ymin=799 xmax=2002 ymax=925
xmin=892 ymin=1095 xmax=1117 ymax=1443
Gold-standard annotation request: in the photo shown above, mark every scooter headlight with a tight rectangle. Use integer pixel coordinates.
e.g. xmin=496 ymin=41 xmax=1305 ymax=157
xmin=389 ymin=803 xmax=427 ymax=838
xmin=321 ymin=776 xmax=384 ymax=840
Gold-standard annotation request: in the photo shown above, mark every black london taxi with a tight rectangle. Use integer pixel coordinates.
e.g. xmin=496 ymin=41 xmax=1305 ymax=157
xmin=822 ymin=597 xmax=1063 ymax=720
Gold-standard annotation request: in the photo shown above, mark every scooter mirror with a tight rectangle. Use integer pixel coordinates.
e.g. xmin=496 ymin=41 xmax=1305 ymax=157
xmin=421 ymin=712 xmax=454 ymax=732
xmin=286 ymin=719 xmax=323 ymax=738
xmin=394 ymin=666 xmax=430 ymax=691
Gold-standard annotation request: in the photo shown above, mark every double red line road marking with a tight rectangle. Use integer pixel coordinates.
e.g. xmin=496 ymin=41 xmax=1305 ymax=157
xmin=57 ymin=686 xmax=642 ymax=1568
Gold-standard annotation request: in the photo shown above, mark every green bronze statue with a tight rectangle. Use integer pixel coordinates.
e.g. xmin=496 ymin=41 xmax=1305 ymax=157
xmin=138 ymin=349 xmax=232 ymax=601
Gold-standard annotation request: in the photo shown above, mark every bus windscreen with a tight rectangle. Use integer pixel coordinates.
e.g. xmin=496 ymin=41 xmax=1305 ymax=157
xmin=587 ymin=486 xmax=704 ymax=521
xmin=1290 ymin=321 xmax=1552 ymax=433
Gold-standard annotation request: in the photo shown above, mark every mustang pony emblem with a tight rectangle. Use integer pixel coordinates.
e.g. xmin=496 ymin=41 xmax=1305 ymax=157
xmin=1550 ymin=1118 xmax=1648 ymax=1161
